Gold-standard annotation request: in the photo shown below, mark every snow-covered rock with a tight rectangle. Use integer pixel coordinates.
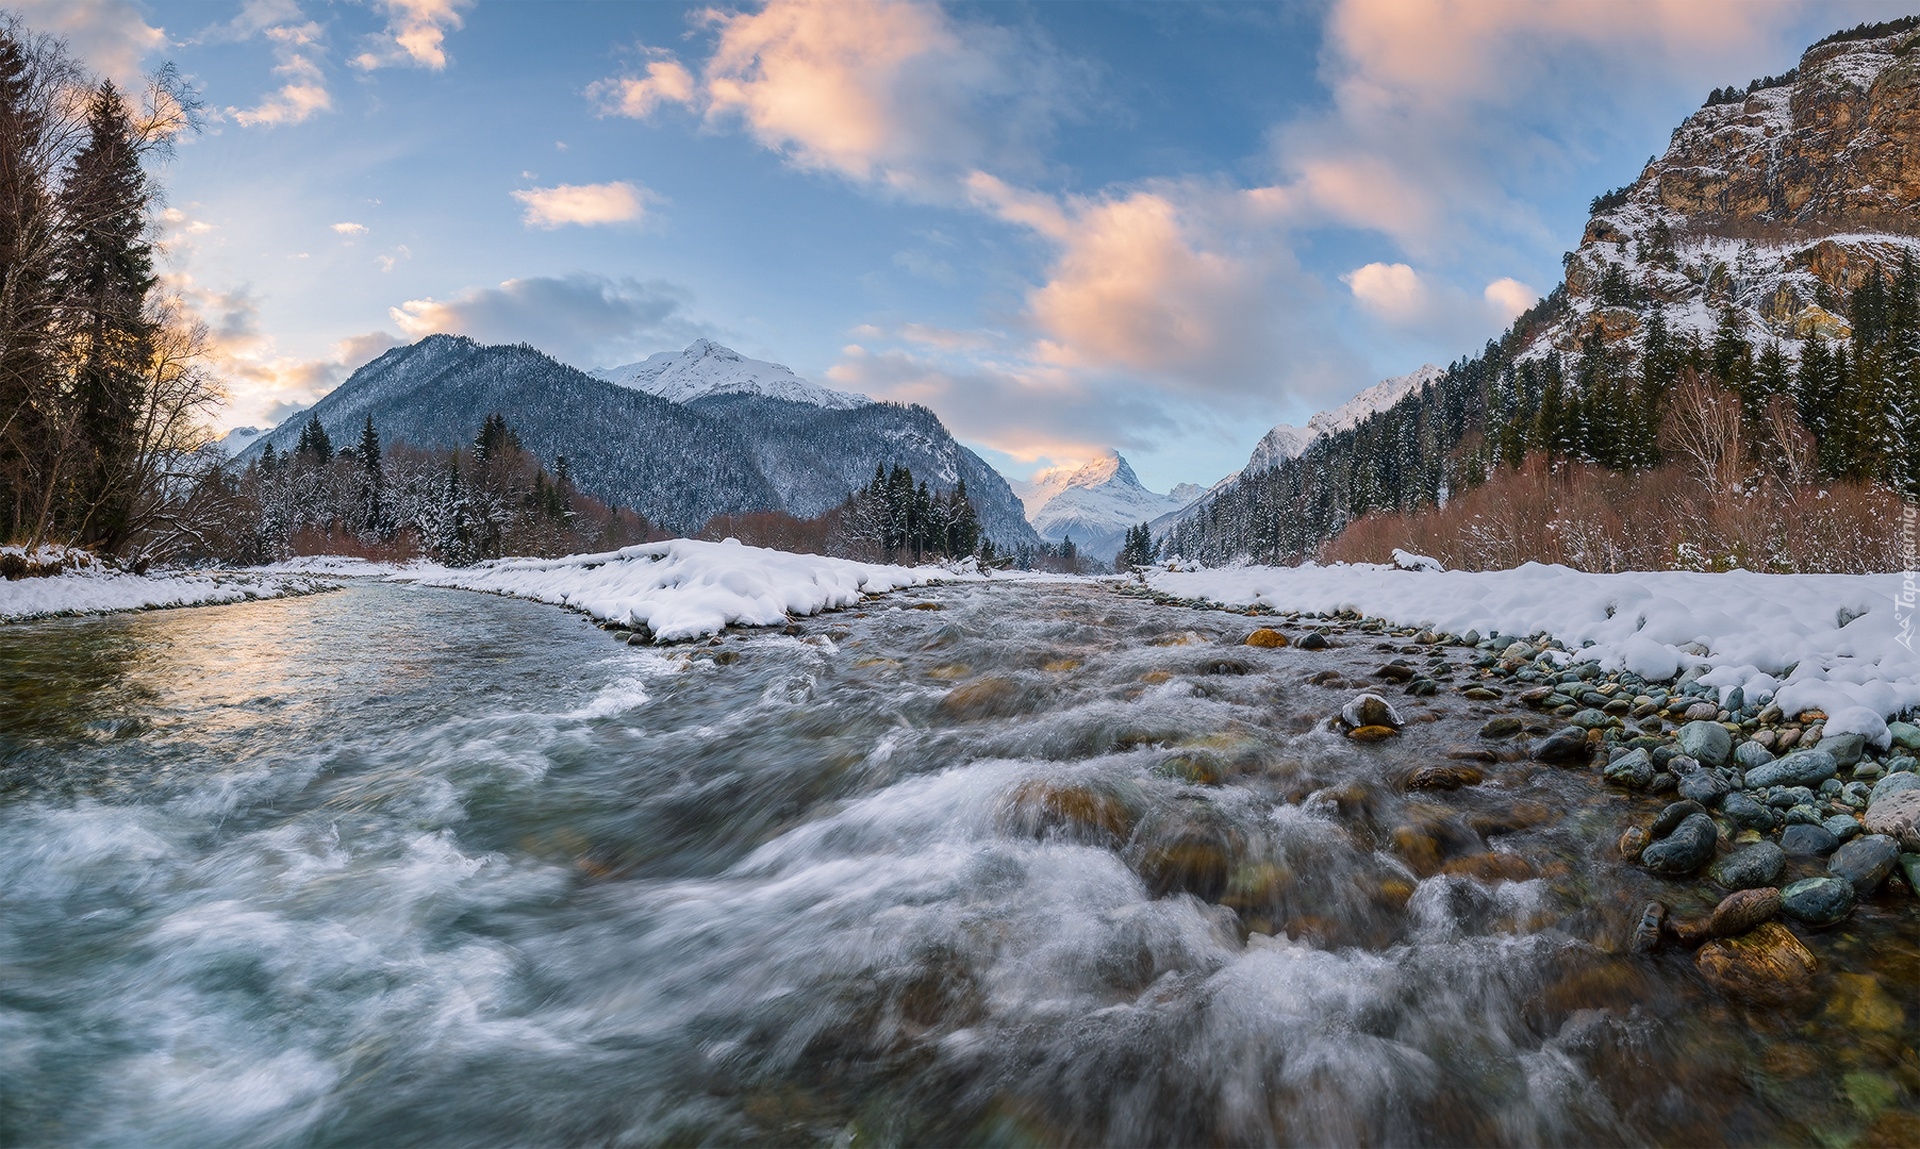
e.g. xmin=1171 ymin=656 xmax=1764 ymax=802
xmin=1143 ymin=562 xmax=1920 ymax=724
xmin=594 ymin=339 xmax=867 ymax=409
xmin=391 ymin=538 xmax=961 ymax=641
xmin=211 ymin=426 xmax=267 ymax=456
xmin=1021 ymin=452 xmax=1193 ymax=560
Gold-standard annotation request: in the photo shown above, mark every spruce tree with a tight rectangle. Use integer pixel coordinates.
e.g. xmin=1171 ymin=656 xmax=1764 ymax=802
xmin=0 ymin=30 xmax=55 ymax=540
xmin=357 ymin=413 xmax=384 ymax=536
xmin=61 ymin=81 xmax=155 ymax=550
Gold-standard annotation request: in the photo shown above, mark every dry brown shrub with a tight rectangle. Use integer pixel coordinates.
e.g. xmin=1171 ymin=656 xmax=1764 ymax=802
xmin=286 ymin=524 xmax=423 ymax=563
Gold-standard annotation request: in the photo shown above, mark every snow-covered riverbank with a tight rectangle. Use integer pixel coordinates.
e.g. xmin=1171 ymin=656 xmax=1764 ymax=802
xmin=0 ymin=564 xmax=335 ymax=623
xmin=389 ymin=538 xmax=984 ymax=641
xmin=1145 ymin=561 xmax=1919 ymax=731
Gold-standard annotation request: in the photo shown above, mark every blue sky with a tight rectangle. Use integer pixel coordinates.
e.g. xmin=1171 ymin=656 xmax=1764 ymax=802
xmin=21 ymin=0 xmax=1914 ymax=492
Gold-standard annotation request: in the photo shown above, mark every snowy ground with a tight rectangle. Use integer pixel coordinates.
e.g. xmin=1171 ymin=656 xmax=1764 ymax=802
xmin=1144 ymin=561 xmax=1919 ymax=734
xmin=0 ymin=562 xmax=335 ymax=623
xmin=388 ymin=538 xmax=992 ymax=641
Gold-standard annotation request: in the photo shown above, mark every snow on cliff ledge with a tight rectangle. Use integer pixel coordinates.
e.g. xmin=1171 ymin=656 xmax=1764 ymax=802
xmin=391 ymin=538 xmax=951 ymax=641
xmin=1144 ymin=563 xmax=1919 ymax=729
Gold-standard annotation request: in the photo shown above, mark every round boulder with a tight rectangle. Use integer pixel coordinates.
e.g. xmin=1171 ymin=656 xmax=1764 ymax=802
xmin=1694 ymin=921 xmax=1817 ymax=1005
xmin=1676 ymin=720 xmax=1733 ymax=768
xmin=1827 ymin=833 xmax=1901 ymax=896
xmin=1710 ymin=841 xmax=1785 ymax=890
xmin=1641 ymin=812 xmax=1717 ymax=876
xmin=1863 ymin=788 xmax=1920 ymax=851
xmin=1779 ymin=875 xmax=1855 ymax=926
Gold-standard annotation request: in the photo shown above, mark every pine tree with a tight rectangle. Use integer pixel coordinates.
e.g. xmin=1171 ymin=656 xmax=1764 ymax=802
xmin=61 ymin=81 xmax=156 ymax=550
xmin=0 ymin=29 xmax=56 ymax=540
xmin=294 ymin=413 xmax=332 ymax=465
xmin=357 ymin=413 xmax=384 ymax=537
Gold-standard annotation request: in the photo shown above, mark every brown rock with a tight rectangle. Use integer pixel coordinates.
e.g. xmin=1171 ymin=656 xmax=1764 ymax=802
xmin=1440 ymin=853 xmax=1536 ymax=882
xmin=1618 ymin=825 xmax=1649 ymax=861
xmin=1444 ymin=745 xmax=1498 ymax=762
xmin=1673 ymin=887 xmax=1783 ymax=948
xmin=1245 ymin=627 xmax=1289 ymax=648
xmin=1347 ymin=724 xmax=1400 ymax=742
xmin=1406 ymin=763 xmax=1484 ymax=791
xmin=1862 ymin=788 xmax=1920 ymax=851
xmin=939 ymin=676 xmax=1026 ymax=719
xmin=1693 ymin=921 xmax=1818 ymax=1005
xmin=998 ymin=779 xmax=1135 ymax=846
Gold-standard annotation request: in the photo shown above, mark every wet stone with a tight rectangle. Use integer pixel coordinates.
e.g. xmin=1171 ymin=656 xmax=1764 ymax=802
xmin=1694 ymin=921 xmax=1818 ymax=1005
xmin=1821 ymin=814 xmax=1861 ymax=843
xmin=1630 ymin=901 xmax=1667 ymax=954
xmin=1534 ymin=727 xmax=1591 ymax=764
xmin=1863 ymin=789 xmax=1920 ymax=851
xmin=1341 ymin=693 xmax=1402 ymax=730
xmin=1460 ymin=686 xmax=1501 ymax=701
xmin=1676 ymin=768 xmax=1729 ymax=807
xmin=1816 ymin=731 xmax=1867 ymax=768
xmin=1296 ymin=632 xmax=1329 ymax=650
xmin=1733 ymin=741 xmax=1775 ymax=770
xmin=1676 ymin=721 xmax=1733 ymax=767
xmin=1744 ymin=749 xmax=1838 ymax=790
xmin=1778 ymin=826 xmax=1838 ymax=863
xmin=1641 ymin=812 xmax=1717 ymax=876
xmin=1650 ymin=799 xmax=1707 ymax=839
xmin=1868 ymin=771 xmax=1920 ymax=805
xmin=1405 ymin=763 xmax=1483 ymax=791
xmin=1570 ymin=708 xmax=1612 ymax=729
xmin=1619 ymin=825 xmax=1649 ymax=861
xmin=1478 ymin=716 xmax=1523 ymax=739
xmin=1827 ymin=834 xmax=1901 ymax=896
xmin=1244 ymin=628 xmax=1289 ymax=648
xmin=1711 ymin=841 xmax=1785 ymax=890
xmin=1603 ymin=748 xmax=1654 ymax=789
xmin=1444 ymin=745 xmax=1496 ymax=762
xmin=1779 ymin=875 xmax=1855 ymax=926
xmin=1722 ymin=791 xmax=1775 ymax=831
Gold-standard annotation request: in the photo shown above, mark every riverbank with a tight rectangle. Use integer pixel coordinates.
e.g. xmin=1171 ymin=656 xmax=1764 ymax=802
xmin=0 ymin=549 xmax=337 ymax=623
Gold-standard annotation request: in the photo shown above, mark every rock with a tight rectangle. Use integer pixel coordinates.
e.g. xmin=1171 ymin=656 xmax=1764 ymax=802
xmin=1246 ymin=628 xmax=1289 ymax=648
xmin=1743 ymin=749 xmax=1838 ymax=790
xmin=1828 ymin=834 xmax=1901 ymax=896
xmin=1902 ymin=853 xmax=1920 ymax=896
xmin=1684 ymin=701 xmax=1720 ymax=722
xmin=939 ymin=677 xmax=1027 ymax=719
xmin=1479 ymin=716 xmax=1523 ymax=739
xmin=1733 ymin=741 xmax=1775 ymax=769
xmin=999 ymin=779 xmax=1138 ymax=846
xmin=1816 ymin=731 xmax=1867 ymax=768
xmin=1630 ymin=901 xmax=1666 ymax=953
xmin=1863 ymin=789 xmax=1920 ymax=851
xmin=1444 ymin=745 xmax=1497 ymax=762
xmin=1868 ymin=771 xmax=1920 ymax=805
xmin=1651 ymin=799 xmax=1708 ymax=838
xmin=1822 ymin=814 xmax=1861 ymax=843
xmin=1722 ymin=791 xmax=1775 ymax=831
xmin=1642 ymin=812 xmax=1717 ymax=876
xmin=1347 ymin=725 xmax=1400 ymax=742
xmin=1297 ymin=632 xmax=1329 ymax=650
xmin=1701 ymin=887 xmax=1783 ymax=940
xmin=1406 ymin=763 xmax=1483 ymax=791
xmin=1677 ymin=768 xmax=1730 ymax=807
xmin=1501 ymin=641 xmax=1535 ymax=661
xmin=1534 ymin=727 xmax=1591 ymax=764
xmin=1779 ymin=876 xmax=1855 ymax=926
xmin=1460 ymin=686 xmax=1502 ymax=701
xmin=1711 ymin=842 xmax=1785 ymax=890
xmin=1603 ymin=748 xmax=1654 ymax=789
xmin=1619 ymin=825 xmax=1649 ymax=860
xmin=1780 ymin=823 xmax=1840 ymax=856
xmin=1341 ymin=693 xmax=1402 ymax=730
xmin=1570 ymin=708 xmax=1612 ymax=729
xmin=1375 ymin=662 xmax=1415 ymax=682
xmin=1694 ymin=922 xmax=1817 ymax=1005
xmin=1784 ymin=803 xmax=1823 ymax=826
xmin=1405 ymin=679 xmax=1439 ymax=697
xmin=1889 ymin=721 xmax=1920 ymax=752
xmin=1676 ymin=721 xmax=1733 ymax=767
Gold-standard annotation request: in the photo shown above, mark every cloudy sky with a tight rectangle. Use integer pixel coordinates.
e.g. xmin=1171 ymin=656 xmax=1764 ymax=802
xmin=20 ymin=0 xmax=1911 ymax=491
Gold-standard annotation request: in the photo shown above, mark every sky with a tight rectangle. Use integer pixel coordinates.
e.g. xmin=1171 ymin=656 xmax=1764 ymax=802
xmin=16 ymin=0 xmax=1914 ymax=493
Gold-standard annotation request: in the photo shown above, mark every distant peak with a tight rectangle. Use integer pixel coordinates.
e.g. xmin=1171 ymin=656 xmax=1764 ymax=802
xmin=684 ymin=338 xmax=740 ymax=361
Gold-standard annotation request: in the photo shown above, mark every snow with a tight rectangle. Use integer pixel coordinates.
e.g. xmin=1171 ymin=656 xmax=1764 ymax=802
xmin=1391 ymin=549 xmax=1445 ymax=572
xmin=1 ymin=561 xmax=332 ymax=622
xmin=1020 ymin=452 xmax=1194 ymax=558
xmin=388 ymin=537 xmax=974 ymax=641
xmin=1305 ymin=365 xmax=1447 ymax=439
xmin=211 ymin=426 xmax=267 ymax=456
xmin=1143 ymin=562 xmax=1920 ymax=724
xmin=593 ymin=339 xmax=867 ymax=410
xmin=1244 ymin=425 xmax=1312 ymax=471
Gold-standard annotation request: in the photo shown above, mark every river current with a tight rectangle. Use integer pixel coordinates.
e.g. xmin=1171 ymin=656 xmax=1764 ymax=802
xmin=2 ymin=580 xmax=1915 ymax=1147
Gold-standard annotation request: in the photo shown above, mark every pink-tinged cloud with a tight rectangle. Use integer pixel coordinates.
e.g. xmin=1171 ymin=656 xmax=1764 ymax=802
xmin=1343 ymin=262 xmax=1427 ymax=321
xmin=8 ymin=0 xmax=165 ymax=86
xmin=388 ymin=273 xmax=708 ymax=367
xmin=353 ymin=0 xmax=472 ymax=71
xmin=511 ymin=182 xmax=651 ymax=229
xmin=593 ymin=0 xmax=1078 ymax=198
xmin=1484 ymin=277 xmax=1540 ymax=321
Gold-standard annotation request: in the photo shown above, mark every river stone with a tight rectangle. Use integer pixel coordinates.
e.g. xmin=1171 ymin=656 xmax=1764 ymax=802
xmin=1479 ymin=716 xmax=1524 ymax=739
xmin=1651 ymin=799 xmax=1708 ymax=839
xmin=1822 ymin=815 xmax=1861 ymax=843
xmin=1570 ymin=708 xmax=1612 ymax=729
xmin=1743 ymin=750 xmax=1838 ymax=790
xmin=1722 ymin=791 xmax=1775 ymax=831
xmin=1298 ymin=632 xmax=1330 ymax=650
xmin=1902 ymin=853 xmax=1920 ymax=896
xmin=1694 ymin=921 xmax=1818 ymax=1005
xmin=1889 ymin=721 xmax=1920 ymax=752
xmin=1534 ymin=727 xmax=1590 ymax=764
xmin=1618 ymin=825 xmax=1649 ymax=861
xmin=1700 ymin=887 xmax=1783 ymax=940
xmin=1677 ymin=768 xmax=1730 ymax=807
xmin=1828 ymin=834 xmax=1900 ymax=896
xmin=1642 ymin=812 xmax=1717 ymax=876
xmin=1779 ymin=876 xmax=1855 ymax=926
xmin=1780 ymin=823 xmax=1839 ymax=856
xmin=1603 ymin=748 xmax=1654 ymax=789
xmin=1342 ymin=693 xmax=1403 ymax=730
xmin=1245 ymin=628 xmax=1289 ymax=648
xmin=1630 ymin=901 xmax=1666 ymax=953
xmin=1816 ymin=731 xmax=1867 ymax=768
xmin=1733 ymin=741 xmax=1775 ymax=770
xmin=1711 ymin=841 xmax=1785 ymax=890
xmin=1674 ymin=720 xmax=1732 ymax=767
xmin=1868 ymin=771 xmax=1920 ymax=805
xmin=1406 ymin=763 xmax=1483 ymax=791
xmin=1785 ymin=804 xmax=1824 ymax=826
xmin=1863 ymin=790 xmax=1920 ymax=851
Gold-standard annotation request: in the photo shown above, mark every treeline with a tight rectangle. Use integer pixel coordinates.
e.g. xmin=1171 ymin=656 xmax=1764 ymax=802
xmin=693 ymin=462 xmax=1008 ymax=567
xmin=0 ymin=19 xmax=205 ymax=562
xmin=1161 ymin=254 xmax=1919 ymax=572
xmin=185 ymin=413 xmax=658 ymax=565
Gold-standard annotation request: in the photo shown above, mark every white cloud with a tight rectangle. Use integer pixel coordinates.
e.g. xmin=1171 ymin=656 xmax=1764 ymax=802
xmin=511 ymin=181 xmax=650 ymax=229
xmin=1484 ymin=276 xmax=1540 ymax=321
xmin=207 ymin=5 xmax=333 ymax=128
xmin=1343 ymin=262 xmax=1428 ymax=321
xmin=387 ymin=273 xmax=709 ymax=367
xmin=591 ymin=0 xmax=1080 ymax=199
xmin=331 ymin=221 xmax=368 ymax=235
xmin=6 ymin=0 xmax=165 ymax=87
xmin=353 ymin=0 xmax=472 ymax=71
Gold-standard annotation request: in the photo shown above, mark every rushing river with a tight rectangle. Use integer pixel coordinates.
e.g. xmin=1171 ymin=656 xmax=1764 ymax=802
xmin=2 ymin=580 xmax=1915 ymax=1147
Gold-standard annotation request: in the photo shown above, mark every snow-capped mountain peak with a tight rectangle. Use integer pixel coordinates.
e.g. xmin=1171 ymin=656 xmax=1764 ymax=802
xmin=1020 ymin=450 xmax=1197 ymax=560
xmin=1305 ymin=364 xmax=1446 ymax=439
xmin=592 ymin=340 xmax=868 ymax=409
xmin=1244 ymin=424 xmax=1312 ymax=471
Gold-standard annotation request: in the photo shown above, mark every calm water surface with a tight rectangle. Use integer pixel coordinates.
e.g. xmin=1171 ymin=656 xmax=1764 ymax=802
xmin=1 ymin=580 xmax=1915 ymax=1147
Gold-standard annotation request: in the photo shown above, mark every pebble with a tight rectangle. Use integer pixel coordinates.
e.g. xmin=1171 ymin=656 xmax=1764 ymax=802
xmin=1245 ymin=628 xmax=1289 ymax=648
xmin=1570 ymin=708 xmax=1612 ymax=729
xmin=1901 ymin=853 xmax=1920 ymax=896
xmin=1816 ymin=731 xmax=1867 ymax=768
xmin=1784 ymin=804 xmax=1823 ymax=825
xmin=1828 ymin=834 xmax=1900 ymax=896
xmin=1642 ymin=811 xmax=1717 ymax=876
xmin=1602 ymin=748 xmax=1653 ymax=788
xmin=1722 ymin=791 xmax=1775 ymax=831
xmin=1683 ymin=701 xmax=1719 ymax=722
xmin=1779 ymin=823 xmax=1839 ymax=856
xmin=1743 ymin=749 xmax=1838 ymax=790
xmin=1341 ymin=693 xmax=1403 ymax=730
xmin=1460 ymin=686 xmax=1501 ymax=701
xmin=1732 ymin=741 xmax=1774 ymax=769
xmin=1693 ymin=886 xmax=1782 ymax=942
xmin=1710 ymin=841 xmax=1784 ymax=890
xmin=1862 ymin=789 xmax=1920 ymax=851
xmin=1534 ymin=727 xmax=1590 ymax=764
xmin=1778 ymin=875 xmax=1855 ymax=926
xmin=1888 ymin=721 xmax=1920 ymax=751
xmin=1821 ymin=814 xmax=1862 ymax=843
xmin=1677 ymin=768 xmax=1729 ymax=807
xmin=1406 ymin=763 xmax=1483 ymax=791
xmin=1676 ymin=721 xmax=1732 ymax=767
xmin=1298 ymin=632 xmax=1329 ymax=650
xmin=1630 ymin=901 xmax=1666 ymax=953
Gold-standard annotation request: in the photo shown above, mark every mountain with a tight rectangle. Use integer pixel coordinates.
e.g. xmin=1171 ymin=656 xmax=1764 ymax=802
xmin=1162 ymin=18 xmax=1920 ymax=564
xmin=211 ymin=426 xmax=266 ymax=456
xmin=1022 ymin=451 xmax=1193 ymax=560
xmin=240 ymin=335 xmax=1038 ymax=546
xmin=593 ymin=339 xmax=867 ymax=409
